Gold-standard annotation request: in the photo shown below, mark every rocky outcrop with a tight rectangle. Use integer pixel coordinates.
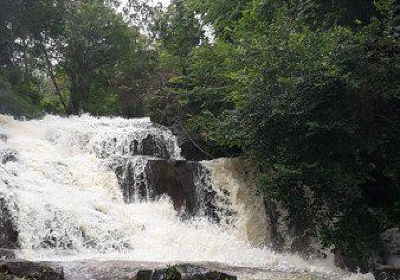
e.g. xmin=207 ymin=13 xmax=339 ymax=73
xmin=145 ymin=160 xmax=199 ymax=213
xmin=131 ymin=135 xmax=170 ymax=160
xmin=0 ymin=260 xmax=64 ymax=280
xmin=113 ymin=157 xmax=202 ymax=214
xmin=264 ymin=200 xmax=322 ymax=258
xmin=112 ymin=157 xmax=226 ymax=220
xmin=0 ymin=198 xmax=18 ymax=249
xmin=374 ymin=265 xmax=400 ymax=280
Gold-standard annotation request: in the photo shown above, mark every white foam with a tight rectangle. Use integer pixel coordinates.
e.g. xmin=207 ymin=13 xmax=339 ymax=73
xmin=0 ymin=115 xmax=368 ymax=279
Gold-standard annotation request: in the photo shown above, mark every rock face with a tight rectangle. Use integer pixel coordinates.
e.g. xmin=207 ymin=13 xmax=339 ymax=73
xmin=264 ymin=200 xmax=321 ymax=258
xmin=0 ymin=260 xmax=64 ymax=280
xmin=113 ymin=157 xmax=203 ymax=214
xmin=381 ymin=228 xmax=400 ymax=267
xmin=0 ymin=198 xmax=19 ymax=249
xmin=145 ymin=160 xmax=199 ymax=213
xmin=132 ymin=134 xmax=170 ymax=160
xmin=112 ymin=157 xmax=226 ymax=220
xmin=373 ymin=228 xmax=400 ymax=279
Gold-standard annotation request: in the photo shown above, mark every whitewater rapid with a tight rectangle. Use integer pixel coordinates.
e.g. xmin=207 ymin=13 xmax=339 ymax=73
xmin=0 ymin=115 xmax=373 ymax=280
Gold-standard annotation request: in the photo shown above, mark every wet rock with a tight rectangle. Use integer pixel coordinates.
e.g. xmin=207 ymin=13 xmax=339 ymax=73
xmin=135 ymin=270 xmax=154 ymax=280
xmin=175 ymin=264 xmax=237 ymax=280
xmin=135 ymin=265 xmax=237 ymax=280
xmin=0 ymin=249 xmax=16 ymax=260
xmin=0 ymin=133 xmax=7 ymax=143
xmin=113 ymin=157 xmax=228 ymax=221
xmin=374 ymin=265 xmax=400 ymax=280
xmin=114 ymin=157 xmax=202 ymax=215
xmin=145 ymin=160 xmax=199 ymax=213
xmin=290 ymin=235 xmax=312 ymax=255
xmin=265 ymin=199 xmax=324 ymax=259
xmin=0 ymin=260 xmax=64 ymax=280
xmin=61 ymin=262 xmax=237 ymax=280
xmin=381 ymin=228 xmax=400 ymax=267
xmin=0 ymin=198 xmax=19 ymax=249
xmin=333 ymin=249 xmax=358 ymax=271
xmin=0 ymin=149 xmax=18 ymax=164
xmin=130 ymin=134 xmax=170 ymax=159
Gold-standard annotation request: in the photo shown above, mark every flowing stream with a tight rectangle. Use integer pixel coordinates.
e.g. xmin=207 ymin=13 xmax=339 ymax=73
xmin=0 ymin=115 xmax=373 ymax=280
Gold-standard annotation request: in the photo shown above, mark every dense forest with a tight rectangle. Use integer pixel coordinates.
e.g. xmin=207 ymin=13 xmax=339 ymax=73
xmin=0 ymin=0 xmax=399 ymax=272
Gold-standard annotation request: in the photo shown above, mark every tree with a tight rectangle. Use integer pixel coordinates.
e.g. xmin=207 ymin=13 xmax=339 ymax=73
xmin=147 ymin=0 xmax=400 ymax=269
xmin=59 ymin=0 xmax=139 ymax=114
xmin=152 ymin=0 xmax=203 ymax=76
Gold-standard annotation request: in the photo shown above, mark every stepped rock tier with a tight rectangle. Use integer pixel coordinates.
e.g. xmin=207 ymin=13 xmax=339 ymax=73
xmin=0 ymin=115 xmax=370 ymax=280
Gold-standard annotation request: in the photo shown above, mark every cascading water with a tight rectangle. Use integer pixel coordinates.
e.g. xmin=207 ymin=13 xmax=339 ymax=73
xmin=0 ymin=115 xmax=372 ymax=280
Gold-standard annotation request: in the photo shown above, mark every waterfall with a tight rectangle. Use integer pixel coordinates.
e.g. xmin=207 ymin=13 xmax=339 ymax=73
xmin=0 ymin=114 xmax=370 ymax=279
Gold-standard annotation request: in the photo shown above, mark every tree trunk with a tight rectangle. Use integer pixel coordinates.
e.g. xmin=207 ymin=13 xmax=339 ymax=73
xmin=69 ymin=74 xmax=87 ymax=115
xmin=42 ymin=46 xmax=67 ymax=110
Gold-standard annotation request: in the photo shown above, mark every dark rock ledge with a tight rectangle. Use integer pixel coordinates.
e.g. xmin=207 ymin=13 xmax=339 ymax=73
xmin=0 ymin=260 xmax=238 ymax=280
xmin=136 ymin=264 xmax=237 ymax=280
xmin=0 ymin=260 xmax=64 ymax=280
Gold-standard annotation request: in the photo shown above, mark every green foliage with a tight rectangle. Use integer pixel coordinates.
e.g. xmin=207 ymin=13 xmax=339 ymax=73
xmin=147 ymin=0 xmax=400 ymax=270
xmin=165 ymin=265 xmax=180 ymax=280
xmin=0 ymin=72 xmax=43 ymax=118
xmin=187 ymin=0 xmax=252 ymax=40
xmin=151 ymin=0 xmax=204 ymax=76
xmin=1 ymin=0 xmax=399 ymax=271
xmin=85 ymin=87 xmax=120 ymax=116
xmin=0 ymin=0 xmax=155 ymax=116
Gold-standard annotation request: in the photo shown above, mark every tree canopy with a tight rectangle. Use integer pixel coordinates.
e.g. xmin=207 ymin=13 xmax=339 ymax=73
xmin=0 ymin=0 xmax=399 ymax=271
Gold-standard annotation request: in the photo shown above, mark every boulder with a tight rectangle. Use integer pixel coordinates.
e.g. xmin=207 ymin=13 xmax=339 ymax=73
xmin=0 ymin=260 xmax=64 ymax=280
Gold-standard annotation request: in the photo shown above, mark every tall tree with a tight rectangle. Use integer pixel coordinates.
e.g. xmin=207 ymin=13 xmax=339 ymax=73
xmin=60 ymin=0 xmax=136 ymax=114
xmin=152 ymin=0 xmax=203 ymax=76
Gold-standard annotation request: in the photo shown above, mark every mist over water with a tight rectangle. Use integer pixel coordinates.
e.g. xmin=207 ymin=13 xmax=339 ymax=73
xmin=0 ymin=115 xmax=372 ymax=280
